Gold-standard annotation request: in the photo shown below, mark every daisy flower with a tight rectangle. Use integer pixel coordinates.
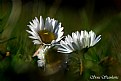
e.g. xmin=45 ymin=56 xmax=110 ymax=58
xmin=57 ymin=30 xmax=101 ymax=53
xmin=37 ymin=46 xmax=50 ymax=67
xmin=26 ymin=16 xmax=64 ymax=46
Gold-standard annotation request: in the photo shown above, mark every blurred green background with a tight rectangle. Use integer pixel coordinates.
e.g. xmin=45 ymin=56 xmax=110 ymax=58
xmin=0 ymin=0 xmax=121 ymax=81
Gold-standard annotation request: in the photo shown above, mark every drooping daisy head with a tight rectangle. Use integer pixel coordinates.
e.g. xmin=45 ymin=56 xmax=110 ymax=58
xmin=57 ymin=30 xmax=101 ymax=53
xmin=26 ymin=16 xmax=64 ymax=46
xmin=37 ymin=46 xmax=50 ymax=67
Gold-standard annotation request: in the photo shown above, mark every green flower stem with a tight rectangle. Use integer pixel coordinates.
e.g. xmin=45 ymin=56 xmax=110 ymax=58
xmin=76 ymin=51 xmax=85 ymax=75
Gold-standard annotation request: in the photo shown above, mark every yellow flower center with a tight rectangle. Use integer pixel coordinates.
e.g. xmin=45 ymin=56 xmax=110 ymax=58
xmin=39 ymin=30 xmax=56 ymax=44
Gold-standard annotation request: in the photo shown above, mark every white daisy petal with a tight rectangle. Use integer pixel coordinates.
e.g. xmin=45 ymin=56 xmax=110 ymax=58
xmin=27 ymin=25 xmax=39 ymax=37
xmin=54 ymin=23 xmax=61 ymax=35
xmin=39 ymin=16 xmax=44 ymax=30
xmin=27 ymin=25 xmax=37 ymax=32
xmin=72 ymin=32 xmax=80 ymax=50
xmin=33 ymin=40 xmax=41 ymax=44
xmin=28 ymin=36 xmax=37 ymax=39
xmin=49 ymin=19 xmax=54 ymax=32
xmin=92 ymin=35 xmax=101 ymax=46
xmin=55 ymin=32 xmax=64 ymax=42
xmin=45 ymin=17 xmax=51 ymax=30
xmin=56 ymin=28 xmax=64 ymax=40
xmin=26 ymin=30 xmax=38 ymax=38
xmin=29 ymin=22 xmax=35 ymax=28
xmin=52 ymin=19 xmax=58 ymax=32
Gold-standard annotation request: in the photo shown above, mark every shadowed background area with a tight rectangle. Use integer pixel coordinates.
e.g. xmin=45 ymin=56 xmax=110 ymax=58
xmin=0 ymin=0 xmax=121 ymax=81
